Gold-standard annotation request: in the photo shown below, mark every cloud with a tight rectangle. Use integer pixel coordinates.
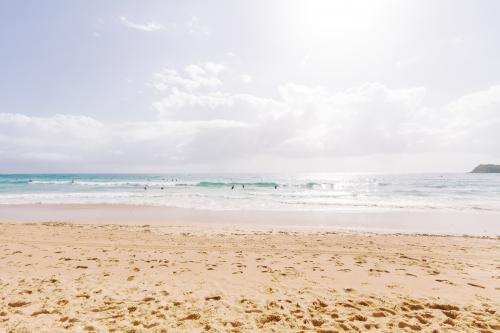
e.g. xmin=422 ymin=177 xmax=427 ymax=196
xmin=119 ymin=16 xmax=170 ymax=32
xmin=203 ymin=62 xmax=228 ymax=75
xmin=146 ymin=67 xmax=500 ymax=161
xmin=118 ymin=15 xmax=210 ymax=35
xmin=2 ymin=63 xmax=500 ymax=171
xmin=151 ymin=62 xmax=227 ymax=92
xmin=440 ymin=85 xmax=500 ymax=155
xmin=0 ymin=114 xmax=105 ymax=166
xmin=92 ymin=18 xmax=104 ymax=38
xmin=152 ymin=82 xmax=430 ymax=157
xmin=185 ymin=16 xmax=209 ymax=35
xmin=241 ymin=74 xmax=252 ymax=83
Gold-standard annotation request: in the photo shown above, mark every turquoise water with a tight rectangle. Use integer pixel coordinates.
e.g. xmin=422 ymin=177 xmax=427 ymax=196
xmin=0 ymin=173 xmax=499 ymax=212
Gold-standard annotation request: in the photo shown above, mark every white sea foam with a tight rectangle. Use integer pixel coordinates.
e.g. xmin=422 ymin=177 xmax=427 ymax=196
xmin=1 ymin=173 xmax=499 ymax=212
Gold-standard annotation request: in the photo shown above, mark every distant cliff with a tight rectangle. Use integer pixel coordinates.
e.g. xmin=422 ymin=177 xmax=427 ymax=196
xmin=471 ymin=164 xmax=500 ymax=173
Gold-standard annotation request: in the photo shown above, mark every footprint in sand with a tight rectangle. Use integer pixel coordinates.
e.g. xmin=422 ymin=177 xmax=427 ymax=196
xmin=435 ymin=279 xmax=455 ymax=285
xmin=205 ymin=295 xmax=222 ymax=301
xmin=467 ymin=282 xmax=485 ymax=289
xmin=179 ymin=313 xmax=201 ymax=321
xmin=8 ymin=301 xmax=31 ymax=308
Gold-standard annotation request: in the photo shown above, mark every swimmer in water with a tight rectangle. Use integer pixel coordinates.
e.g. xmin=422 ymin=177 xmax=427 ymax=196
xmin=242 ymin=184 xmax=245 ymax=189
xmin=231 ymin=185 xmax=234 ymax=190
xmin=274 ymin=185 xmax=277 ymax=189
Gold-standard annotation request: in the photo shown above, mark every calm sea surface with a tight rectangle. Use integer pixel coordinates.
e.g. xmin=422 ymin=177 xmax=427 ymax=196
xmin=0 ymin=173 xmax=499 ymax=212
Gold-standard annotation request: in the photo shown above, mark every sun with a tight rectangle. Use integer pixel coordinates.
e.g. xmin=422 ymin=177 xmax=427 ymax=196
xmin=296 ymin=0 xmax=384 ymax=37
xmin=281 ymin=0 xmax=391 ymax=64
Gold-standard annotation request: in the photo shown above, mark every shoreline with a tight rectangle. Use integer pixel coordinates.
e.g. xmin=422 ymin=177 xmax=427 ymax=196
xmin=0 ymin=203 xmax=499 ymax=236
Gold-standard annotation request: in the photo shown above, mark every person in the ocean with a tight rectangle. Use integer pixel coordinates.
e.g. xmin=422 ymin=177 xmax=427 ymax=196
xmin=231 ymin=185 xmax=234 ymax=190
xmin=242 ymin=184 xmax=245 ymax=189
xmin=274 ymin=185 xmax=278 ymax=189
xmin=161 ymin=187 xmax=164 ymax=190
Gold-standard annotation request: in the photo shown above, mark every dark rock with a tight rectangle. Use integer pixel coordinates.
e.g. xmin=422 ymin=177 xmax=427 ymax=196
xmin=471 ymin=164 xmax=500 ymax=173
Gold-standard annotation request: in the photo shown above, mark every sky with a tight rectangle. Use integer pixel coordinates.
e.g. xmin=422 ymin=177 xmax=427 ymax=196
xmin=0 ymin=0 xmax=499 ymax=173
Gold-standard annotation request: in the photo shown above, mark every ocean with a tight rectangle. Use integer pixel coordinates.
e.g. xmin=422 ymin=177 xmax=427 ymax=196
xmin=0 ymin=173 xmax=499 ymax=212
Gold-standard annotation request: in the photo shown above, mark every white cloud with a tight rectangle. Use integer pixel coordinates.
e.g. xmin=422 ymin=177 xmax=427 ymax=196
xmin=204 ymin=62 xmax=228 ymax=75
xmin=148 ymin=66 xmax=500 ymax=162
xmin=153 ymin=90 xmax=278 ymax=122
xmin=152 ymin=69 xmax=202 ymax=91
xmin=241 ymin=74 xmax=252 ymax=83
xmin=0 ymin=114 xmax=106 ymax=166
xmin=2 ymin=63 xmax=500 ymax=171
xmin=92 ymin=18 xmax=104 ymax=38
xmin=119 ymin=16 xmax=169 ymax=32
xmin=185 ymin=16 xmax=209 ymax=35
xmin=440 ymin=85 xmax=500 ymax=155
xmin=151 ymin=62 xmax=227 ymax=92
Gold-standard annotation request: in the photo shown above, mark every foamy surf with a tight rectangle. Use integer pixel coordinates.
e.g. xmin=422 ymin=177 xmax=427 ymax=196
xmin=0 ymin=173 xmax=499 ymax=212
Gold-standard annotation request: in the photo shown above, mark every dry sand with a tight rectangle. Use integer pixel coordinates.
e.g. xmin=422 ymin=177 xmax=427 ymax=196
xmin=0 ymin=221 xmax=498 ymax=332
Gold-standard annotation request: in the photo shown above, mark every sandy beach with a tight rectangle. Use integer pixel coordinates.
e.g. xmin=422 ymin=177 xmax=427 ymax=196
xmin=3 ymin=0 xmax=500 ymax=331
xmin=0 ymin=219 xmax=498 ymax=332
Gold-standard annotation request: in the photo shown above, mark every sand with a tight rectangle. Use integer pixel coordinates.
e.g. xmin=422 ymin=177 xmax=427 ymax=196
xmin=1 ymin=204 xmax=500 ymax=235
xmin=0 ymin=221 xmax=498 ymax=332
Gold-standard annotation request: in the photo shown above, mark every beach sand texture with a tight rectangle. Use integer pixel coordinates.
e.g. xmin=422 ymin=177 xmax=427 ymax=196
xmin=0 ymin=222 xmax=498 ymax=332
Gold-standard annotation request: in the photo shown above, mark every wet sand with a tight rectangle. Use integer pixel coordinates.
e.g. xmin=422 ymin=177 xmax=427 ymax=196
xmin=0 ymin=204 xmax=499 ymax=235
xmin=0 ymin=221 xmax=498 ymax=332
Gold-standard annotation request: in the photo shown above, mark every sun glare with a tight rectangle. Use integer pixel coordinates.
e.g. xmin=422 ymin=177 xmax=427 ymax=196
xmin=293 ymin=0 xmax=382 ymax=38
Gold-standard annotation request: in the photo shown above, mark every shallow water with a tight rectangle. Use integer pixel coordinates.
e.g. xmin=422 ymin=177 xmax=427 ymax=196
xmin=0 ymin=173 xmax=499 ymax=212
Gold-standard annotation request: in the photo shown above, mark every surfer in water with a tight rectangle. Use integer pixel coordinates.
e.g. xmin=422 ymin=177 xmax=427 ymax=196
xmin=231 ymin=185 xmax=234 ymax=190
